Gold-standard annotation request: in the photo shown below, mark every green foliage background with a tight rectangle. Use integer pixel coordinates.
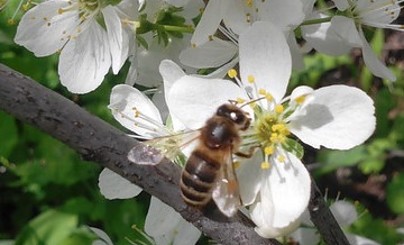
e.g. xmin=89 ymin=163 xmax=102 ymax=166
xmin=1 ymin=2 xmax=404 ymax=245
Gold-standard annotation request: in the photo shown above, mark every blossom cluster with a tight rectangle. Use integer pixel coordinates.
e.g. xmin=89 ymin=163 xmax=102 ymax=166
xmin=12 ymin=0 xmax=403 ymax=244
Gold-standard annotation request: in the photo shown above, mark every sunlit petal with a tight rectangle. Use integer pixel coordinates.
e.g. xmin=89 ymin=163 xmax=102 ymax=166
xmin=290 ymin=85 xmax=376 ymax=149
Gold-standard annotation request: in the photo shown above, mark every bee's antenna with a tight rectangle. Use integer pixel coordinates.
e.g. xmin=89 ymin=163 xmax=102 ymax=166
xmin=239 ymin=97 xmax=266 ymax=109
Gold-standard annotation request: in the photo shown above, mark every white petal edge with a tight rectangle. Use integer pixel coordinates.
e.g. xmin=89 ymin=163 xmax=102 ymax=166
xmin=103 ymin=6 xmax=128 ymax=74
xmin=98 ymin=168 xmax=142 ymax=200
xmin=250 ymin=152 xmax=311 ymax=237
xmin=179 ymin=39 xmax=237 ymax=68
xmin=330 ymin=200 xmax=358 ymax=227
xmin=289 ymin=85 xmax=376 ymax=150
xmin=332 ymin=0 xmax=350 ymax=11
xmin=331 ymin=16 xmax=362 ymax=47
xmin=301 ymin=13 xmax=352 ymax=56
xmin=58 ymin=20 xmax=111 ymax=93
xmin=90 ymin=227 xmax=114 ymax=245
xmin=109 ymin=84 xmax=164 ymax=137
xmin=359 ymin=28 xmax=396 ymax=81
xmin=237 ymin=152 xmax=264 ymax=206
xmin=257 ymin=0 xmax=305 ymax=30
xmin=14 ymin=0 xmax=80 ymax=57
xmin=159 ymin=59 xmax=186 ymax=98
xmin=144 ymin=196 xmax=199 ymax=245
xmin=239 ymin=21 xmax=291 ymax=103
xmin=190 ymin=0 xmax=230 ymax=46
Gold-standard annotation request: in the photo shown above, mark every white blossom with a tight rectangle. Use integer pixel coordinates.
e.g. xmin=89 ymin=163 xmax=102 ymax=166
xmin=15 ymin=0 xmax=138 ymax=93
xmin=302 ymin=0 xmax=403 ymax=81
xmin=160 ymin=21 xmax=375 ymax=238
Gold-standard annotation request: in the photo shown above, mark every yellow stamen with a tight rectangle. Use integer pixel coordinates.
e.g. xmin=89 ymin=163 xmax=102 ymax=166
xmin=247 ymin=74 xmax=255 ymax=84
xmin=236 ymin=97 xmax=246 ymax=104
xmin=261 ymin=161 xmax=271 ymax=169
xmin=258 ymin=88 xmax=267 ymax=95
xmin=246 ymin=0 xmax=253 ymax=7
xmin=272 ymin=123 xmax=287 ymax=132
xmin=228 ymin=69 xmax=238 ymax=78
xmin=270 ymin=133 xmax=279 ymax=143
xmin=275 ymin=104 xmax=284 ymax=114
xmin=278 ymin=155 xmax=285 ymax=163
xmin=265 ymin=94 xmax=273 ymax=102
xmin=295 ymin=95 xmax=306 ymax=105
xmin=132 ymin=107 xmax=140 ymax=117
xmin=264 ymin=146 xmax=274 ymax=155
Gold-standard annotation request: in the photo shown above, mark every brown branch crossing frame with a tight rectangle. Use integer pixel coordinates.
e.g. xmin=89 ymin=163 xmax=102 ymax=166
xmin=0 ymin=64 xmax=349 ymax=245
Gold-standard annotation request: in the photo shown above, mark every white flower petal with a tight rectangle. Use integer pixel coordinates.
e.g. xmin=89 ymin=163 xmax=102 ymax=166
xmin=165 ymin=0 xmax=190 ymax=7
xmin=346 ymin=233 xmax=380 ymax=245
xmin=171 ymin=219 xmax=201 ymax=245
xmin=14 ymin=0 xmax=80 ymax=57
xmin=90 ymin=227 xmax=114 ymax=245
xmin=179 ymin=39 xmax=237 ymax=68
xmin=159 ymin=59 xmax=186 ymax=97
xmin=237 ymin=152 xmax=264 ymax=206
xmin=191 ymin=0 xmax=230 ymax=46
xmin=239 ymin=21 xmax=291 ymax=103
xmin=302 ymin=13 xmax=352 ymax=56
xmin=116 ymin=0 xmax=139 ymax=18
xmin=98 ymin=168 xmax=142 ymax=199
xmin=145 ymin=197 xmax=181 ymax=237
xmin=58 ymin=20 xmax=111 ymax=93
xmin=222 ymin=0 xmax=249 ymax=35
xmin=103 ymin=6 xmax=128 ymax=74
xmin=250 ymin=152 xmax=311 ymax=237
xmin=359 ymin=29 xmax=396 ymax=81
xmin=290 ymin=86 xmax=314 ymax=101
xmin=145 ymin=196 xmax=201 ymax=245
xmin=330 ymin=200 xmax=358 ymax=227
xmin=331 ymin=16 xmax=362 ymax=47
xmin=290 ymin=85 xmax=376 ymax=150
xmin=287 ymin=34 xmax=305 ymax=71
xmin=257 ymin=0 xmax=305 ymax=30
xmin=109 ymin=84 xmax=164 ymax=137
xmin=290 ymin=227 xmax=320 ymax=245
xmin=167 ymin=76 xmax=247 ymax=129
xmin=181 ymin=0 xmax=205 ymax=21
xmin=332 ymin=0 xmax=350 ymax=11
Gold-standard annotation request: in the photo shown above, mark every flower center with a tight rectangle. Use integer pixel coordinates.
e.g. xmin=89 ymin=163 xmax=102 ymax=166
xmin=254 ymin=109 xmax=290 ymax=152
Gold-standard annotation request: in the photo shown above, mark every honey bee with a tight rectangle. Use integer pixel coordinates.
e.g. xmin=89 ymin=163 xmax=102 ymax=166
xmin=128 ymin=102 xmax=254 ymax=217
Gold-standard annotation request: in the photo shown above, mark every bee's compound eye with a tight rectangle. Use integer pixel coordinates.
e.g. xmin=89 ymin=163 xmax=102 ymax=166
xmin=216 ymin=105 xmax=227 ymax=117
xmin=230 ymin=112 xmax=238 ymax=121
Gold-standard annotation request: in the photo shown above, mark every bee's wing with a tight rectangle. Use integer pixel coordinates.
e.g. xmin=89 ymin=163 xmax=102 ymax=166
xmin=128 ymin=130 xmax=200 ymax=166
xmin=211 ymin=150 xmax=241 ymax=217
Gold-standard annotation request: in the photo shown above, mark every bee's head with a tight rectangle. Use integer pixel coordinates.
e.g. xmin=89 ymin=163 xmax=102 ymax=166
xmin=216 ymin=104 xmax=250 ymax=130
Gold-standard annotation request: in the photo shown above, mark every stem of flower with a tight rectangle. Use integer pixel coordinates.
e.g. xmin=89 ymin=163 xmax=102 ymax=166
xmin=300 ymin=16 xmax=332 ymax=26
xmin=162 ymin=24 xmax=194 ymax=33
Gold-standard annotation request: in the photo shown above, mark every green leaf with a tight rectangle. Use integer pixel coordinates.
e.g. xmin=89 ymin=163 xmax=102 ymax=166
xmin=386 ymin=173 xmax=404 ymax=214
xmin=15 ymin=209 xmax=78 ymax=245
xmin=374 ymin=88 xmax=395 ymax=138
xmin=282 ymin=138 xmax=304 ymax=159
xmin=0 ymin=112 xmax=18 ymax=157
xmin=315 ymin=146 xmax=367 ymax=175
xmin=358 ymin=158 xmax=384 ymax=174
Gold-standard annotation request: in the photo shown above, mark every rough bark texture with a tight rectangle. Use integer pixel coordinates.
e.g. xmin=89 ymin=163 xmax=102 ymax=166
xmin=0 ymin=64 xmax=281 ymax=245
xmin=0 ymin=64 xmax=349 ymax=245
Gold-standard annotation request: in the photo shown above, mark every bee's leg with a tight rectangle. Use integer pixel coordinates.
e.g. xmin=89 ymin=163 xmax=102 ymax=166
xmin=234 ymin=145 xmax=260 ymax=158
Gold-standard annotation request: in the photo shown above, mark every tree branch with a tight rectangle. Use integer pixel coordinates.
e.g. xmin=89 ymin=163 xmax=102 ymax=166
xmin=0 ymin=64 xmax=281 ymax=245
xmin=0 ymin=64 xmax=350 ymax=245
xmin=309 ymin=180 xmax=350 ymax=245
